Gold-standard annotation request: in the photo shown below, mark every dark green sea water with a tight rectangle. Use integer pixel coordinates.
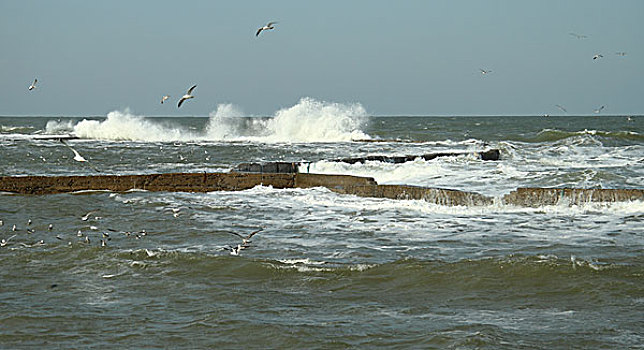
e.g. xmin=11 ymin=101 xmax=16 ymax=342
xmin=1 ymin=111 xmax=642 ymax=349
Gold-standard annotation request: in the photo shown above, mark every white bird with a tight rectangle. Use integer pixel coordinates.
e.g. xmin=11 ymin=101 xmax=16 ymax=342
xmin=178 ymin=85 xmax=197 ymax=108
xmin=479 ymin=68 xmax=492 ymax=75
xmin=225 ymin=244 xmax=244 ymax=256
xmin=81 ymin=212 xmax=94 ymax=221
xmin=593 ymin=54 xmax=603 ymax=60
xmin=60 ymin=139 xmax=100 ymax=172
xmin=1 ymin=235 xmax=16 ymax=247
xmin=256 ymin=21 xmax=277 ymax=37
xmin=555 ymin=104 xmax=568 ymax=113
xmin=161 ymin=95 xmax=170 ymax=104
xmin=594 ymin=105 xmax=605 ymax=114
xmin=28 ymin=78 xmax=37 ymax=91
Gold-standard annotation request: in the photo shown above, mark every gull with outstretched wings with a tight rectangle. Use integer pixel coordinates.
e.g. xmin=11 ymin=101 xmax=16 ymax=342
xmin=178 ymin=85 xmax=197 ymax=108
xmin=256 ymin=21 xmax=277 ymax=37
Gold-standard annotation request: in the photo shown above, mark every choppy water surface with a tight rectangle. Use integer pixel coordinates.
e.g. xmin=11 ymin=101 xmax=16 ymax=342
xmin=1 ymin=103 xmax=643 ymax=349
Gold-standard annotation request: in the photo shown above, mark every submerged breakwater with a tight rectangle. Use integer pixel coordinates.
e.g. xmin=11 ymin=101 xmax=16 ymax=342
xmin=1 ymin=170 xmax=641 ymax=207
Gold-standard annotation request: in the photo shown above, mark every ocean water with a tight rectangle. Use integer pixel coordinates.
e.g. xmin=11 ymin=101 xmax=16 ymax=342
xmin=1 ymin=99 xmax=643 ymax=349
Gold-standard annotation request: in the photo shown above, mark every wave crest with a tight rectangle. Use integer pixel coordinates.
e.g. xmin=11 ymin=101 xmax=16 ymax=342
xmin=73 ymin=110 xmax=198 ymax=142
xmin=70 ymin=98 xmax=370 ymax=143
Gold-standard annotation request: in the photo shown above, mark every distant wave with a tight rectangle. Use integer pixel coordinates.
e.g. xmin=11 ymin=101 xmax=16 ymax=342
xmin=68 ymin=97 xmax=370 ymax=143
xmin=0 ymin=125 xmax=37 ymax=134
xmin=530 ymin=129 xmax=644 ymax=143
xmin=120 ymin=249 xmax=642 ymax=291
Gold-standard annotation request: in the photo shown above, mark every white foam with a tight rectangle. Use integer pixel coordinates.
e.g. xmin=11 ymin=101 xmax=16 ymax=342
xmin=73 ymin=109 xmax=198 ymax=142
xmin=70 ymin=98 xmax=369 ymax=143
xmin=45 ymin=119 xmax=75 ymax=134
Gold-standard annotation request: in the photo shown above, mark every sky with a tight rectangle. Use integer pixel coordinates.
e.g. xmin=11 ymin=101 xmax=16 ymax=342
xmin=1 ymin=0 xmax=643 ymax=117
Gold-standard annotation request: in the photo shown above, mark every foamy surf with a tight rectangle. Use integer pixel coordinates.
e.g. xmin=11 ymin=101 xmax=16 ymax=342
xmin=68 ymin=98 xmax=370 ymax=143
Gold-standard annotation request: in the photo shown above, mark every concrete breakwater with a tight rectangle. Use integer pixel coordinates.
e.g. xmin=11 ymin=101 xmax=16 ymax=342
xmin=235 ymin=150 xmax=501 ymax=173
xmin=1 ymin=171 xmax=642 ymax=207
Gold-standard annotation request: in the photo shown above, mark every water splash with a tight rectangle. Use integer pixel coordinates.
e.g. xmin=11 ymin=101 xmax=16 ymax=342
xmin=73 ymin=109 xmax=197 ymax=142
xmin=71 ymin=98 xmax=370 ymax=143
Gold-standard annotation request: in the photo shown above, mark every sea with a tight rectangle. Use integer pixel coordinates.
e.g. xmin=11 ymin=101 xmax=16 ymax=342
xmin=1 ymin=98 xmax=643 ymax=349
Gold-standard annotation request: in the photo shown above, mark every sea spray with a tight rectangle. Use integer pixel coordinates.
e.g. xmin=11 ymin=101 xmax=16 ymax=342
xmin=73 ymin=109 xmax=197 ymax=142
xmin=72 ymin=98 xmax=370 ymax=142
xmin=205 ymin=103 xmax=248 ymax=140
xmin=263 ymin=97 xmax=370 ymax=142
xmin=45 ymin=119 xmax=76 ymax=134
xmin=206 ymin=97 xmax=370 ymax=142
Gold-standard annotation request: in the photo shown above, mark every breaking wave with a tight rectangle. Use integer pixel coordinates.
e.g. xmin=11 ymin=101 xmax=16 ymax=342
xmin=529 ymin=129 xmax=644 ymax=143
xmin=69 ymin=98 xmax=370 ymax=143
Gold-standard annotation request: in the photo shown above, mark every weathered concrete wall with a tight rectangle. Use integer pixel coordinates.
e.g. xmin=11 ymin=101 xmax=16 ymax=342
xmin=334 ymin=149 xmax=500 ymax=164
xmin=234 ymin=150 xmax=501 ymax=174
xmin=0 ymin=172 xmax=641 ymax=207
xmin=0 ymin=172 xmax=294 ymax=195
xmin=235 ymin=162 xmax=300 ymax=174
xmin=293 ymin=173 xmax=493 ymax=206
xmin=502 ymin=188 xmax=644 ymax=207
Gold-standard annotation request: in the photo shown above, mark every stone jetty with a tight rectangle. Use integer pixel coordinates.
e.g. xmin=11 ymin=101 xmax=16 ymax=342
xmin=1 ymin=171 xmax=641 ymax=207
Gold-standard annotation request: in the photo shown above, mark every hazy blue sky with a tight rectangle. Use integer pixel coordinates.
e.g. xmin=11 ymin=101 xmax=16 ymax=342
xmin=1 ymin=1 xmax=642 ymax=116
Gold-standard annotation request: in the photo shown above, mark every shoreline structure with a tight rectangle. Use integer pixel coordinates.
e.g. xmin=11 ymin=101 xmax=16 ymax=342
xmin=1 ymin=150 xmax=642 ymax=207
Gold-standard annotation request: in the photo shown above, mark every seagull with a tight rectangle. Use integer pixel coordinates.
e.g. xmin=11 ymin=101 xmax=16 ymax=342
xmin=615 ymin=52 xmax=627 ymax=56
xmin=28 ymin=78 xmax=37 ymax=91
xmin=224 ymin=244 xmax=244 ymax=256
xmin=178 ymin=85 xmax=197 ymax=108
xmin=1 ymin=235 xmax=16 ymax=247
xmin=555 ymin=104 xmax=568 ymax=113
xmin=593 ymin=54 xmax=603 ymax=60
xmin=81 ymin=211 xmax=94 ymax=221
xmin=569 ymin=32 xmax=587 ymax=39
xmin=256 ymin=21 xmax=277 ymax=37
xmin=479 ymin=68 xmax=492 ymax=75
xmin=227 ymin=228 xmax=263 ymax=247
xmin=161 ymin=95 xmax=170 ymax=104
xmin=594 ymin=105 xmax=605 ymax=114
xmin=60 ymin=139 xmax=100 ymax=172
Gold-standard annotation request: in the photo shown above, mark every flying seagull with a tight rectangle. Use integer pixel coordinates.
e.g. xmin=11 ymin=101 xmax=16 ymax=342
xmin=594 ymin=105 xmax=605 ymax=114
xmin=569 ymin=32 xmax=588 ymax=39
xmin=228 ymin=228 xmax=263 ymax=247
xmin=28 ymin=78 xmax=37 ymax=91
xmin=178 ymin=85 xmax=197 ymax=108
xmin=60 ymin=139 xmax=100 ymax=172
xmin=256 ymin=21 xmax=277 ymax=37
xmin=615 ymin=52 xmax=627 ymax=56
xmin=161 ymin=95 xmax=170 ymax=104
xmin=555 ymin=104 xmax=568 ymax=113
xmin=479 ymin=68 xmax=492 ymax=75
xmin=593 ymin=54 xmax=603 ymax=60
